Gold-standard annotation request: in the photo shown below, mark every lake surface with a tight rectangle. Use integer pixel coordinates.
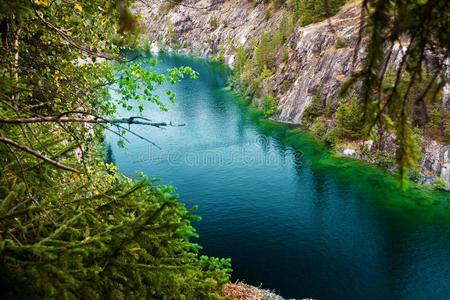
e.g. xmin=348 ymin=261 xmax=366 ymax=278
xmin=106 ymin=53 xmax=450 ymax=300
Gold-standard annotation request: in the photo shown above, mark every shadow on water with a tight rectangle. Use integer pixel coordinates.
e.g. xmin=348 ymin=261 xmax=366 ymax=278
xmin=107 ymin=52 xmax=450 ymax=299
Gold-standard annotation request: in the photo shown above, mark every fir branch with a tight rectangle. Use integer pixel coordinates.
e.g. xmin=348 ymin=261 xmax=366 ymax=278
xmin=0 ymin=136 xmax=80 ymax=173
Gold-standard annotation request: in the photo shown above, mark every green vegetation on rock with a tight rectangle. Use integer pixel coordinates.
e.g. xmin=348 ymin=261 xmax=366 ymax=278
xmin=262 ymin=94 xmax=278 ymax=117
xmin=262 ymin=0 xmax=346 ymax=26
xmin=339 ymin=0 xmax=449 ymax=186
xmin=302 ymin=87 xmax=325 ymax=123
xmin=334 ymin=37 xmax=348 ymax=48
xmin=231 ymin=0 xmax=345 ymax=117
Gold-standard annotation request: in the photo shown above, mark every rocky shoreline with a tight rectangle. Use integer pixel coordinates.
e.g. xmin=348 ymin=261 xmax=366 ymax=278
xmin=135 ymin=0 xmax=449 ymax=190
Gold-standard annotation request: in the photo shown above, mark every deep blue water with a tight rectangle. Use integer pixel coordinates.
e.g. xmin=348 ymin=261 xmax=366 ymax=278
xmin=106 ymin=53 xmax=450 ymax=299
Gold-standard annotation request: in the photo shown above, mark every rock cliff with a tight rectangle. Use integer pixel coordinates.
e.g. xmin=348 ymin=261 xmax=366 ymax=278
xmin=136 ymin=0 xmax=449 ymax=189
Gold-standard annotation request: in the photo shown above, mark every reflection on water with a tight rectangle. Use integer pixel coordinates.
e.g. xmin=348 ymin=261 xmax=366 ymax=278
xmin=106 ymin=53 xmax=450 ymax=299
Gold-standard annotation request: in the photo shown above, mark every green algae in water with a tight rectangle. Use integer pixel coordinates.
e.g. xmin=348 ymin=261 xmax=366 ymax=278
xmin=107 ymin=53 xmax=450 ymax=299
xmin=224 ymin=86 xmax=450 ymax=215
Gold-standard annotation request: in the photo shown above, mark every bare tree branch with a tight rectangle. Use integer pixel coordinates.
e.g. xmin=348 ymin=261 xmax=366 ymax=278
xmin=0 ymin=136 xmax=80 ymax=173
xmin=0 ymin=116 xmax=185 ymax=127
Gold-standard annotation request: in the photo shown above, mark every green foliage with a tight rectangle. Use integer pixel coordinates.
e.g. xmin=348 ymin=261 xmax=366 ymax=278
xmin=233 ymin=44 xmax=248 ymax=73
xmin=0 ymin=0 xmax=230 ymax=298
xmin=427 ymin=108 xmax=444 ymax=130
xmin=264 ymin=9 xmax=272 ymax=21
xmin=111 ymin=59 xmax=197 ymax=116
xmin=281 ymin=79 xmax=292 ymax=93
xmin=334 ymin=95 xmax=363 ymax=140
xmin=325 ymin=101 xmax=335 ymax=117
xmin=231 ymin=14 xmax=291 ymax=101
xmin=160 ymin=0 xmax=183 ymax=13
xmin=323 ymin=127 xmax=341 ymax=147
xmin=213 ymin=46 xmax=226 ymax=64
xmin=278 ymin=12 xmax=295 ymax=44
xmin=426 ymin=107 xmax=450 ymax=143
xmin=285 ymin=0 xmax=345 ymax=26
xmin=271 ymin=0 xmax=288 ymax=9
xmin=412 ymin=127 xmax=424 ymax=158
xmin=262 ymin=94 xmax=278 ymax=117
xmin=334 ymin=37 xmax=348 ymax=49
xmin=232 ymin=0 xmax=343 ymax=119
xmin=158 ymin=3 xmax=173 ymax=14
xmin=338 ymin=0 xmax=449 ymax=186
xmin=263 ymin=0 xmax=345 ymax=25
xmin=408 ymin=168 xmax=421 ymax=182
xmin=209 ymin=15 xmax=219 ymax=30
xmin=254 ymin=32 xmax=275 ymax=71
xmin=433 ymin=178 xmax=447 ymax=190
xmin=302 ymin=86 xmax=324 ymax=124
xmin=375 ymin=151 xmax=396 ymax=167
xmin=281 ymin=47 xmax=289 ymax=63
xmin=244 ymin=76 xmax=262 ymax=97
xmin=166 ymin=19 xmax=176 ymax=41
xmin=313 ymin=120 xmax=326 ymax=137
xmin=271 ymin=12 xmax=294 ymax=49
xmin=0 ymin=166 xmax=231 ymax=299
xmin=260 ymin=64 xmax=275 ymax=79
xmin=251 ymin=97 xmax=259 ymax=108
xmin=233 ymin=1 xmax=343 ymax=120
xmin=233 ymin=47 xmax=262 ymax=97
xmin=213 ymin=52 xmax=225 ymax=63
xmin=232 ymin=34 xmax=276 ymax=99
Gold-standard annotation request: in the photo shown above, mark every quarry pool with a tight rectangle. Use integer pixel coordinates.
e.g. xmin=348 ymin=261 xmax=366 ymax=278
xmin=106 ymin=53 xmax=450 ymax=299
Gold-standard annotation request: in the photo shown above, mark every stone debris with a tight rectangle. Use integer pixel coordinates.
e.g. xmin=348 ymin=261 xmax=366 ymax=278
xmin=224 ymin=282 xmax=286 ymax=300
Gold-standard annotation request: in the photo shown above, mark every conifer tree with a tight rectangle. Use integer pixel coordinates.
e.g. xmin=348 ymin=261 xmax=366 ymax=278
xmin=335 ymin=96 xmax=362 ymax=140
xmin=0 ymin=0 xmax=231 ymax=298
xmin=254 ymin=32 xmax=275 ymax=71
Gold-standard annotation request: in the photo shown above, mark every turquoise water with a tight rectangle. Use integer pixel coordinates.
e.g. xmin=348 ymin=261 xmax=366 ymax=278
xmin=106 ymin=53 xmax=450 ymax=299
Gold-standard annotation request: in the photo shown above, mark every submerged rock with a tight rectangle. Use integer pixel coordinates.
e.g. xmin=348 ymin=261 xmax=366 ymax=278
xmin=339 ymin=148 xmax=359 ymax=158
